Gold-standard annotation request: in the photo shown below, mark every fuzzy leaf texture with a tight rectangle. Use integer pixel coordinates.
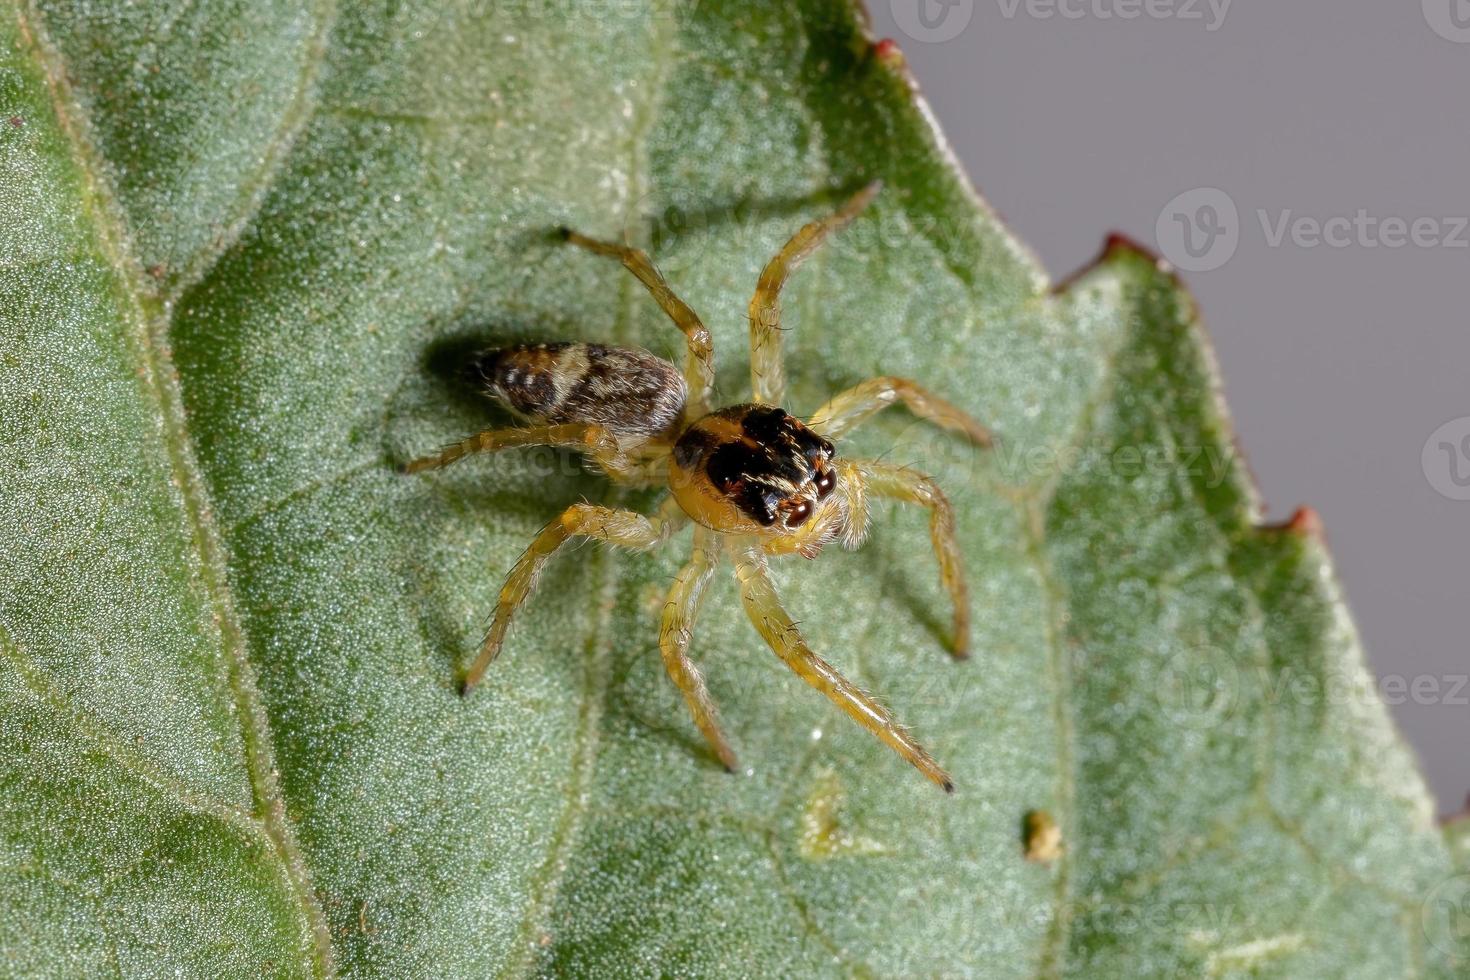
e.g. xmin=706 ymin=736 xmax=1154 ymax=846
xmin=1 ymin=1 xmax=1466 ymax=977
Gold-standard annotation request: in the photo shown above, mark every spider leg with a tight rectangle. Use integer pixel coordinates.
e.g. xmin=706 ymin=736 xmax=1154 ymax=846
xmin=729 ymin=542 xmax=953 ymax=791
xmin=853 ymin=460 xmax=970 ymax=660
xmin=403 ymin=422 xmax=624 ymax=473
xmin=807 ymin=377 xmax=992 ymax=447
xmin=401 ymin=421 xmax=650 ymax=484
xmin=559 ymin=229 xmax=715 ymax=416
xmin=659 ymin=528 xmax=738 ymax=771
xmin=748 ymin=182 xmax=881 ymax=406
xmin=463 ymin=497 xmax=686 ymax=692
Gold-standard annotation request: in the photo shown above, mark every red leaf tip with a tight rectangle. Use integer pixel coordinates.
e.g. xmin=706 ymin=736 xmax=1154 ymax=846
xmin=874 ymin=38 xmax=905 ymax=68
xmin=1286 ymin=506 xmax=1323 ymax=538
xmin=1261 ymin=506 xmax=1324 ymax=540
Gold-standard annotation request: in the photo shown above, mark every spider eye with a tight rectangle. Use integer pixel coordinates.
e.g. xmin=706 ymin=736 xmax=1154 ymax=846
xmin=785 ymin=500 xmax=812 ymax=527
xmin=814 ymin=467 xmax=835 ymax=499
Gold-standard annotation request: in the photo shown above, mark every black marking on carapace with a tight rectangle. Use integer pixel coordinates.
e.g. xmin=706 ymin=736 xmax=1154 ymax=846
xmin=743 ymin=406 xmax=834 ymax=468
xmin=689 ymin=404 xmax=837 ymax=526
xmin=672 ymin=425 xmax=717 ymax=471
xmin=706 ymin=442 xmax=782 ymax=525
xmin=739 ymin=405 xmax=790 ymax=443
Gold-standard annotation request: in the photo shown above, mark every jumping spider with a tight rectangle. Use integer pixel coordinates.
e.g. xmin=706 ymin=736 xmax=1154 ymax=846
xmin=404 ymin=183 xmax=992 ymax=790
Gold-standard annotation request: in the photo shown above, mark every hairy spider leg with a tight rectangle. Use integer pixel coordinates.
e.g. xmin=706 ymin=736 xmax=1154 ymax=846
xmin=559 ymin=229 xmax=716 ymax=417
xmin=855 ymin=460 xmax=971 ymax=660
xmin=401 ymin=421 xmax=674 ymax=486
xmin=807 ymin=376 xmax=993 ymax=447
xmin=748 ymin=181 xmax=882 ymax=407
xmin=462 ymin=497 xmax=687 ymax=692
xmin=729 ymin=541 xmax=953 ymax=791
xmin=659 ymin=527 xmax=738 ymax=771
xmin=402 ymin=421 xmax=624 ymax=474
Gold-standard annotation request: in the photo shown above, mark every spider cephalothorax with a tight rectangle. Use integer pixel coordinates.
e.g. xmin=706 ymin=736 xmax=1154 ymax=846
xmin=404 ymin=182 xmax=992 ymax=790
xmin=671 ymin=405 xmax=838 ymax=542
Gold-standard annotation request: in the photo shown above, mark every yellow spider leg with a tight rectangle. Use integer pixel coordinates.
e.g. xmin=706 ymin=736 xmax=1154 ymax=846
xmin=856 ymin=461 xmax=971 ymax=660
xmin=748 ymin=181 xmax=882 ymax=406
xmin=659 ymin=528 xmax=738 ymax=771
xmin=559 ymin=229 xmax=715 ymax=416
xmin=833 ymin=457 xmax=872 ymax=550
xmin=807 ymin=376 xmax=992 ymax=447
xmin=729 ymin=541 xmax=953 ymax=792
xmin=401 ymin=422 xmax=628 ymax=475
xmin=463 ymin=498 xmax=686 ymax=692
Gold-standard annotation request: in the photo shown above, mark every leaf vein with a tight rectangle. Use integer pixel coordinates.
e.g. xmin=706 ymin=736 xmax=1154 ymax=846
xmin=168 ymin=0 xmax=339 ymax=302
xmin=496 ymin=541 xmax=620 ymax=979
xmin=1020 ymin=496 xmax=1077 ymax=980
xmin=11 ymin=4 xmax=335 ymax=974
xmin=0 ymin=628 xmax=272 ymax=850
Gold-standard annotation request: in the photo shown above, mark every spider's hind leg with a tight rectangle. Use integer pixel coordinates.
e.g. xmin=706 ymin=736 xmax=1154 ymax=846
xmin=401 ymin=422 xmax=631 ymax=477
xmin=730 ymin=542 xmax=953 ymax=791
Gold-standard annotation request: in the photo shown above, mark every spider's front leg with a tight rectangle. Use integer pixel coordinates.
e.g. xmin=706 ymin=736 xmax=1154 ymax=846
xmin=854 ymin=460 xmax=971 ymax=659
xmin=462 ymin=497 xmax=686 ymax=692
xmin=748 ymin=181 xmax=881 ymax=405
xmin=808 ymin=376 xmax=992 ymax=447
xmin=729 ymin=542 xmax=953 ymax=791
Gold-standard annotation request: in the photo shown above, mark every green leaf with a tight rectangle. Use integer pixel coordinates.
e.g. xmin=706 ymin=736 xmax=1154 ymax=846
xmin=2 ymin=1 xmax=1464 ymax=975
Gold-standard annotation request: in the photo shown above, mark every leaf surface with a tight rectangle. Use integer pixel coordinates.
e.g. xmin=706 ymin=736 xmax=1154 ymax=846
xmin=2 ymin=1 xmax=1465 ymax=976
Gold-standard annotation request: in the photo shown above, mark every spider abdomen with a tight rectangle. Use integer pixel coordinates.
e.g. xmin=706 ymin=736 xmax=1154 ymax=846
xmin=474 ymin=342 xmax=687 ymax=441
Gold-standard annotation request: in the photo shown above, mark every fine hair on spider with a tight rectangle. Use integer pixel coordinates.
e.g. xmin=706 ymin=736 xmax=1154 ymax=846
xmin=403 ymin=181 xmax=993 ymax=791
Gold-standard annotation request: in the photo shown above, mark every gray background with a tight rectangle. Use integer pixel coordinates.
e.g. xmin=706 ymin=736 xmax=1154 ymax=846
xmin=869 ymin=0 xmax=1469 ymax=813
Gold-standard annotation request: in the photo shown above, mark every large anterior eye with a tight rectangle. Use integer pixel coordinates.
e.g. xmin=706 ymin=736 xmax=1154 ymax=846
xmin=813 ymin=466 xmax=835 ymax=499
xmin=785 ymin=500 xmax=812 ymax=527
